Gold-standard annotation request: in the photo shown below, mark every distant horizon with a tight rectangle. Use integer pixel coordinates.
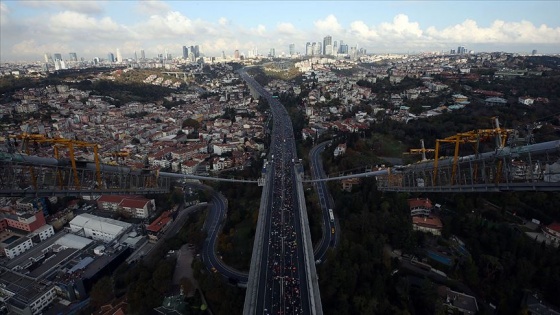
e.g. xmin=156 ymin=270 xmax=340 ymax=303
xmin=3 ymin=49 xmax=559 ymax=65
xmin=1 ymin=1 xmax=559 ymax=62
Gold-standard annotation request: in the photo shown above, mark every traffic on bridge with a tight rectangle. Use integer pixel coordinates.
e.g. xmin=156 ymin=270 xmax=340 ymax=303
xmin=240 ymin=69 xmax=322 ymax=315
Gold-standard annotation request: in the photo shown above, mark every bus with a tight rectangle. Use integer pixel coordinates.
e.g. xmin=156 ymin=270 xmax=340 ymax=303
xmin=328 ymin=209 xmax=334 ymax=222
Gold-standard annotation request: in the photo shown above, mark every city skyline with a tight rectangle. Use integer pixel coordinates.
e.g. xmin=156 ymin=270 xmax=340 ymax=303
xmin=1 ymin=0 xmax=559 ymax=62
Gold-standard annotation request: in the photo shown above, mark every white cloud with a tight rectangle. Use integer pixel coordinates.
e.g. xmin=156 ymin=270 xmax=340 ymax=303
xmin=314 ymin=14 xmax=343 ymax=34
xmin=49 ymin=11 xmax=120 ymax=33
xmin=137 ymin=11 xmax=220 ymax=39
xmin=218 ymin=17 xmax=229 ymax=26
xmin=2 ymin=7 xmax=560 ymax=62
xmin=277 ymin=22 xmax=297 ymax=35
xmin=12 ymin=39 xmax=70 ymax=55
xmin=426 ymin=19 xmax=560 ymax=44
xmin=377 ymin=14 xmax=423 ymax=39
xmin=37 ymin=11 xmax=128 ymax=44
xmin=349 ymin=20 xmax=378 ymax=40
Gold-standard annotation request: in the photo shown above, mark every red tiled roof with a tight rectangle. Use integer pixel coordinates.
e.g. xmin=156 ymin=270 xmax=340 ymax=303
xmin=120 ymin=198 xmax=149 ymax=209
xmin=412 ymin=216 xmax=442 ymax=229
xmin=146 ymin=211 xmax=172 ymax=233
xmin=408 ymin=198 xmax=433 ymax=210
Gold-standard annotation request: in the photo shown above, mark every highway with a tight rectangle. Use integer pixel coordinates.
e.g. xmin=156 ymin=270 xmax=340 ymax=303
xmin=309 ymin=141 xmax=339 ymax=263
xmin=240 ymin=69 xmax=322 ymax=315
xmin=240 ymin=70 xmax=322 ymax=314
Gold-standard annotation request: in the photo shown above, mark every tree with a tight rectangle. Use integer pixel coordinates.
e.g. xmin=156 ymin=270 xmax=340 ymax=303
xmin=89 ymin=276 xmax=114 ymax=309
xmin=182 ymin=118 xmax=201 ymax=130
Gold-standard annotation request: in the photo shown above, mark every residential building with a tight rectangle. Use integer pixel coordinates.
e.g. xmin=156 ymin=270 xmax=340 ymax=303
xmin=0 ymin=210 xmax=47 ymax=233
xmin=412 ymin=216 xmax=443 ymax=235
xmin=97 ymin=195 xmax=155 ymax=219
xmin=146 ymin=211 xmax=173 ymax=243
xmin=408 ymin=198 xmax=433 ymax=217
xmin=3 ymin=237 xmax=34 ymax=259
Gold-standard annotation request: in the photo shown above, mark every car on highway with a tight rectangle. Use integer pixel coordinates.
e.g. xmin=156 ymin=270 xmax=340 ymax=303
xmin=331 ymin=227 xmax=335 ymax=234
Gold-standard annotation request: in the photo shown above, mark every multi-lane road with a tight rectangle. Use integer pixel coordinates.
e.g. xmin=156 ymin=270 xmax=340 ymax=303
xmin=240 ymin=69 xmax=319 ymax=315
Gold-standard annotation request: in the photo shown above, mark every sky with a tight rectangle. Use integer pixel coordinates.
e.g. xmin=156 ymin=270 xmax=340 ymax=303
xmin=1 ymin=0 xmax=559 ymax=62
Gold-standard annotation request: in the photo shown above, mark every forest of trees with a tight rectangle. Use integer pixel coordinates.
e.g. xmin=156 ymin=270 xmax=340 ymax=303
xmin=316 ymin=131 xmax=560 ymax=314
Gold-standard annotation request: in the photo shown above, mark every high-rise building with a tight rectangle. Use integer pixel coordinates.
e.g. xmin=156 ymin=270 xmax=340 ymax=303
xmin=532 ymin=49 xmax=538 ymax=56
xmin=234 ymin=50 xmax=240 ymax=59
xmin=140 ymin=49 xmax=145 ymax=60
xmin=116 ymin=48 xmax=122 ymax=62
xmin=53 ymin=53 xmax=62 ymax=61
xmin=305 ymin=42 xmax=312 ymax=56
xmin=457 ymin=46 xmax=466 ymax=55
xmin=269 ymin=48 xmax=276 ymax=58
xmin=333 ymin=41 xmax=338 ymax=54
xmin=69 ymin=52 xmax=77 ymax=61
xmin=314 ymin=42 xmax=322 ymax=56
xmin=323 ymin=35 xmax=332 ymax=55
xmin=107 ymin=52 xmax=114 ymax=63
xmin=182 ymin=46 xmax=188 ymax=59
xmin=339 ymin=44 xmax=348 ymax=54
xmin=289 ymin=43 xmax=295 ymax=56
xmin=54 ymin=60 xmax=66 ymax=70
xmin=44 ymin=53 xmax=52 ymax=63
xmin=134 ymin=51 xmax=138 ymax=62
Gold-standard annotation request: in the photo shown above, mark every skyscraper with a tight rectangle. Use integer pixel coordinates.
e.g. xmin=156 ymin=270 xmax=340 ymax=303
xmin=182 ymin=46 xmax=188 ymax=59
xmin=269 ymin=48 xmax=276 ymax=58
xmin=44 ymin=53 xmax=52 ymax=63
xmin=314 ymin=42 xmax=322 ymax=56
xmin=323 ymin=35 xmax=332 ymax=55
xmin=53 ymin=53 xmax=62 ymax=61
xmin=116 ymin=48 xmax=122 ymax=62
xmin=289 ymin=43 xmax=295 ymax=56
xmin=107 ymin=52 xmax=114 ymax=63
xmin=333 ymin=41 xmax=338 ymax=55
xmin=234 ymin=50 xmax=240 ymax=59
xmin=305 ymin=42 xmax=312 ymax=56
xmin=140 ymin=49 xmax=145 ymax=60
xmin=69 ymin=53 xmax=77 ymax=61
